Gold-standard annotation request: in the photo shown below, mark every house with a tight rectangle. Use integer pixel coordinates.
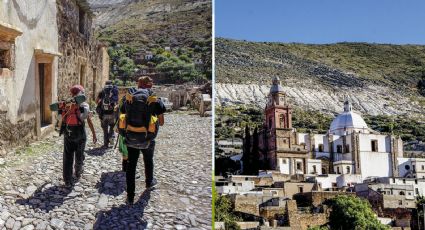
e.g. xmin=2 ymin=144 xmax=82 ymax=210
xmin=0 ymin=0 xmax=109 ymax=153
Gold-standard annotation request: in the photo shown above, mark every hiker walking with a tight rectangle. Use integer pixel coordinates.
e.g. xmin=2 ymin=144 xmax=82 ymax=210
xmin=121 ymin=76 xmax=166 ymax=204
xmin=96 ymin=80 xmax=119 ymax=148
xmin=116 ymin=87 xmax=136 ymax=172
xmin=59 ymin=85 xmax=97 ymax=188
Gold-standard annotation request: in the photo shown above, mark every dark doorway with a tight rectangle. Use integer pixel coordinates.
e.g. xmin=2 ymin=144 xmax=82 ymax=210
xmin=39 ymin=63 xmax=52 ymax=127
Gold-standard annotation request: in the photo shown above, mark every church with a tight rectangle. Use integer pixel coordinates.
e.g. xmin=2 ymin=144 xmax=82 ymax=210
xmin=256 ymin=77 xmax=422 ymax=188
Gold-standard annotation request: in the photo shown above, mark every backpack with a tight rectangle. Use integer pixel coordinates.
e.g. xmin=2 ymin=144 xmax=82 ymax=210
xmin=123 ymin=89 xmax=159 ymax=149
xmin=101 ymin=85 xmax=117 ymax=113
xmin=59 ymin=103 xmax=85 ymax=140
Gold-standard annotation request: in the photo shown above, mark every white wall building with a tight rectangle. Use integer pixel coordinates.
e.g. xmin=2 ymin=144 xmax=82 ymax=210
xmin=216 ymin=176 xmax=255 ymax=195
xmin=257 ymin=79 xmax=423 ymax=190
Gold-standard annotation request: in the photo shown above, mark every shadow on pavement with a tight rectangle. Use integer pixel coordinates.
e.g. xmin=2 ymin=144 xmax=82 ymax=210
xmin=86 ymin=147 xmax=107 ymax=156
xmin=15 ymin=183 xmax=75 ymax=212
xmin=93 ymin=189 xmax=152 ymax=230
xmin=96 ymin=171 xmax=126 ymax=196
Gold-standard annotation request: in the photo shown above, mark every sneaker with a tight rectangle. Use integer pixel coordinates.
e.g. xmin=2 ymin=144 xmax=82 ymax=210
xmin=146 ymin=178 xmax=158 ymax=190
xmin=126 ymin=195 xmax=134 ymax=205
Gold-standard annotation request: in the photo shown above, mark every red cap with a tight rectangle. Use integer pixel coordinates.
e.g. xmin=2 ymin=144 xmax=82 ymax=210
xmin=70 ymin=85 xmax=84 ymax=96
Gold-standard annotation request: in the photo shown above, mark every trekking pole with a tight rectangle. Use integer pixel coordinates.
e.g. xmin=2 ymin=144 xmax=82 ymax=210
xmin=114 ymin=133 xmax=120 ymax=149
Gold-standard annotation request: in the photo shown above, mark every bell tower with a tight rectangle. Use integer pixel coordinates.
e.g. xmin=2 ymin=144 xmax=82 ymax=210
xmin=261 ymin=77 xmax=308 ymax=174
xmin=265 ymin=77 xmax=292 ymax=131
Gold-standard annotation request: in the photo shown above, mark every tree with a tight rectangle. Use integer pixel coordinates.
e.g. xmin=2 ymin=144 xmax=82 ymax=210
xmin=251 ymin=127 xmax=260 ymax=175
xmin=118 ymin=57 xmax=136 ymax=84
xmin=327 ymin=195 xmax=389 ymax=230
xmin=242 ymin=125 xmax=251 ymax=174
xmin=213 ymin=190 xmax=241 ymax=230
xmin=416 ymin=196 xmax=425 ymax=229
xmin=417 ymin=73 xmax=425 ymax=96
xmin=155 ymin=56 xmax=201 ymax=83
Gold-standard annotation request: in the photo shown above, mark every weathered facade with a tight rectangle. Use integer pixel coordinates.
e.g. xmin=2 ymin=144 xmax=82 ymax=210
xmin=56 ymin=0 xmax=109 ymax=101
xmin=0 ymin=0 xmax=60 ymax=153
xmin=0 ymin=0 xmax=109 ymax=153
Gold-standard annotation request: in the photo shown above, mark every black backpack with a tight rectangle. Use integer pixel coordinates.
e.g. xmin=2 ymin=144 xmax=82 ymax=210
xmin=124 ymin=89 xmax=155 ymax=149
xmin=125 ymin=89 xmax=151 ymax=129
xmin=101 ymin=86 xmax=114 ymax=113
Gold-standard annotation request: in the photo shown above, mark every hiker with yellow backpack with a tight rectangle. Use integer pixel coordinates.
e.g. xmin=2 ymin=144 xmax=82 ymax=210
xmin=118 ymin=76 xmax=166 ymax=205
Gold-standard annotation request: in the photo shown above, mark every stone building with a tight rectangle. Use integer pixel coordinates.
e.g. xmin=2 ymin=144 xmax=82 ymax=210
xmin=56 ymin=0 xmax=109 ymax=101
xmin=0 ymin=0 xmax=109 ymax=153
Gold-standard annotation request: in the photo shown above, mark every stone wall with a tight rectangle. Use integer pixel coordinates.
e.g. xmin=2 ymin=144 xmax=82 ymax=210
xmin=260 ymin=206 xmax=286 ymax=220
xmin=294 ymin=191 xmax=354 ymax=207
xmin=56 ymin=0 xmax=108 ymax=102
xmin=232 ymin=195 xmax=260 ymax=216
xmin=382 ymin=195 xmax=416 ymax=209
xmin=286 ymin=200 xmax=329 ymax=230
xmin=236 ymin=222 xmax=260 ymax=230
xmin=0 ymin=111 xmax=35 ymax=155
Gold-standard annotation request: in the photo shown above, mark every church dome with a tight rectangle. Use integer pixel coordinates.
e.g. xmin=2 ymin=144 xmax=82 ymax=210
xmin=270 ymin=77 xmax=285 ymax=94
xmin=329 ymin=101 xmax=369 ymax=135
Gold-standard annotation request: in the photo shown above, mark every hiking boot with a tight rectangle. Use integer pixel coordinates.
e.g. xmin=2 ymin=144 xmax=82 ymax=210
xmin=122 ymin=160 xmax=128 ymax=172
xmin=64 ymin=181 xmax=73 ymax=189
xmin=126 ymin=195 xmax=134 ymax=205
xmin=73 ymin=173 xmax=81 ymax=183
xmin=146 ymin=178 xmax=158 ymax=190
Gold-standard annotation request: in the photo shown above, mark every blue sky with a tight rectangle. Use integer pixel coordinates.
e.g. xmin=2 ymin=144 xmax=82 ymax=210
xmin=215 ymin=0 xmax=425 ymax=44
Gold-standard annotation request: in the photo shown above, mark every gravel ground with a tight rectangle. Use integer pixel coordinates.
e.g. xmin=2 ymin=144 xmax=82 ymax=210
xmin=0 ymin=112 xmax=212 ymax=230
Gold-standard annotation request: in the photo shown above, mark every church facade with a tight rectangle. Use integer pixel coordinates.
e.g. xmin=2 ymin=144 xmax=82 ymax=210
xmin=257 ymin=77 xmax=419 ymax=188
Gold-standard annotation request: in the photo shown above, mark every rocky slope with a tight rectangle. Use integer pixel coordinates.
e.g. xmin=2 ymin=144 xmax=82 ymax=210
xmin=215 ymin=38 xmax=425 ymax=119
xmin=88 ymin=0 xmax=211 ymax=50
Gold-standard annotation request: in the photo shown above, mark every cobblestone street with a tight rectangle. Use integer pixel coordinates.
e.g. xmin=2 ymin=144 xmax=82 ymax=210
xmin=0 ymin=112 xmax=212 ymax=230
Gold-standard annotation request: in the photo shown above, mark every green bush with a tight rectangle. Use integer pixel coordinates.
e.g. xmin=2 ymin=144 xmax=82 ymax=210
xmin=327 ymin=195 xmax=389 ymax=230
xmin=213 ymin=190 xmax=241 ymax=230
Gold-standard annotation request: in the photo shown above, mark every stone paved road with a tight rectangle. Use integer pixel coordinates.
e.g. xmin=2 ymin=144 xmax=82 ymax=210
xmin=0 ymin=112 xmax=212 ymax=230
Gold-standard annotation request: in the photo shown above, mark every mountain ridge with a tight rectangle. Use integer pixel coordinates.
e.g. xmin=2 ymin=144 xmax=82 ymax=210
xmin=88 ymin=0 xmax=211 ymax=50
xmin=215 ymin=38 xmax=425 ymax=120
